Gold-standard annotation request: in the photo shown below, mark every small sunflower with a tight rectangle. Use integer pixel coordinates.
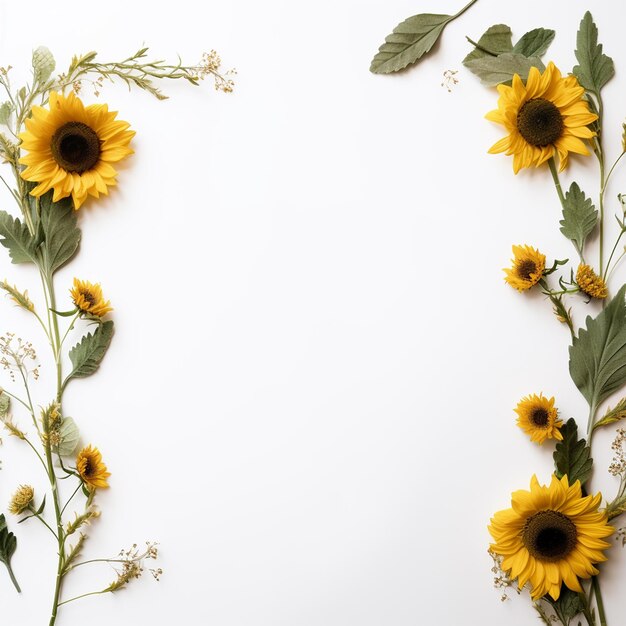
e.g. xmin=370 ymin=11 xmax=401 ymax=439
xmin=486 ymin=63 xmax=598 ymax=173
xmin=515 ymin=393 xmax=563 ymax=444
xmin=19 ymin=90 xmax=134 ymax=209
xmin=8 ymin=485 xmax=34 ymax=515
xmin=70 ymin=278 xmax=112 ymax=317
xmin=576 ymin=264 xmax=608 ymax=299
xmin=504 ymin=245 xmax=545 ymax=291
xmin=489 ymin=474 xmax=613 ymax=601
xmin=76 ymin=445 xmax=110 ymax=489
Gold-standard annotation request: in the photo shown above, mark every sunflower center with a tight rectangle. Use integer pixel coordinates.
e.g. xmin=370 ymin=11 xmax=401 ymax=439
xmin=50 ymin=122 xmax=101 ymax=173
xmin=517 ymin=260 xmax=537 ymax=280
xmin=531 ymin=408 xmax=549 ymax=427
xmin=80 ymin=290 xmax=96 ymax=306
xmin=517 ymin=98 xmax=564 ymax=147
xmin=523 ymin=510 xmax=577 ymax=562
xmin=83 ymin=457 xmax=93 ymax=477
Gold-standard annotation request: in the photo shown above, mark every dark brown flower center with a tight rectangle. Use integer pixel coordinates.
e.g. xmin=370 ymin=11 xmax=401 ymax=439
xmin=83 ymin=457 xmax=94 ymax=477
xmin=517 ymin=259 xmax=537 ymax=280
xmin=80 ymin=290 xmax=96 ymax=306
xmin=531 ymin=408 xmax=549 ymax=427
xmin=517 ymin=98 xmax=564 ymax=147
xmin=523 ymin=510 xmax=577 ymax=562
xmin=50 ymin=122 xmax=101 ymax=173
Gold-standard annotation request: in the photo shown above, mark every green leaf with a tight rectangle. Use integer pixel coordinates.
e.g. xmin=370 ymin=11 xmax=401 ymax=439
xmin=32 ymin=46 xmax=55 ymax=84
xmin=463 ymin=52 xmax=545 ymax=86
xmin=569 ymin=285 xmax=626 ymax=409
xmin=553 ymin=418 xmax=593 ymax=487
xmin=0 ymin=101 xmax=14 ymax=125
xmin=511 ymin=28 xmax=555 ymax=58
xmin=559 ymin=182 xmax=597 ymax=255
xmin=57 ymin=417 xmax=80 ymax=456
xmin=546 ymin=587 xmax=585 ymax=624
xmin=370 ymin=13 xmax=453 ymax=74
xmin=0 ymin=393 xmax=9 ymax=418
xmin=0 ymin=211 xmax=37 ymax=264
xmin=463 ymin=24 xmax=512 ymax=64
xmin=594 ymin=397 xmax=626 ymax=430
xmin=573 ymin=11 xmax=614 ymax=94
xmin=31 ymin=192 xmax=81 ymax=275
xmin=0 ymin=514 xmax=20 ymax=592
xmin=65 ymin=321 xmax=114 ymax=385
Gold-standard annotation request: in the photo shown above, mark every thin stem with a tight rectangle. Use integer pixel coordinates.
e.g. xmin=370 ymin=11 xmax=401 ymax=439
xmin=17 ymin=365 xmax=41 ymax=436
xmin=60 ymin=483 xmax=82 ymax=517
xmin=1 ymin=388 xmax=30 ymax=411
xmin=24 ymin=436 xmax=49 ymax=473
xmin=603 ymin=228 xmax=626 ymax=281
xmin=5 ymin=562 xmax=21 ymax=593
xmin=58 ymin=313 xmax=79 ymax=350
xmin=603 ymin=151 xmax=626 ymax=191
xmin=592 ymin=576 xmax=607 ymax=626
xmin=453 ymin=0 xmax=479 ymax=19
xmin=57 ymin=590 xmax=107 ymax=607
xmin=31 ymin=512 xmax=59 ymax=540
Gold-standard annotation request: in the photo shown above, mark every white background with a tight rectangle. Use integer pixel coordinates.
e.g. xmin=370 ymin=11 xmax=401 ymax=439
xmin=0 ymin=0 xmax=626 ymax=624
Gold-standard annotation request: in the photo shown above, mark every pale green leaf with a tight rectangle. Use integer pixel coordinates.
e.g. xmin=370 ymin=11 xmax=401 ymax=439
xmin=463 ymin=52 xmax=544 ymax=86
xmin=0 ymin=211 xmax=37 ymax=264
xmin=57 ymin=417 xmax=80 ymax=456
xmin=511 ymin=28 xmax=555 ymax=58
xmin=370 ymin=13 xmax=452 ymax=74
xmin=573 ymin=11 xmax=614 ymax=94
xmin=569 ymin=284 xmax=626 ymax=409
xmin=559 ymin=182 xmax=597 ymax=255
xmin=0 ymin=102 xmax=14 ymax=126
xmin=463 ymin=24 xmax=512 ymax=64
xmin=30 ymin=192 xmax=81 ymax=275
xmin=0 ymin=393 xmax=9 ymax=418
xmin=65 ymin=321 xmax=114 ymax=385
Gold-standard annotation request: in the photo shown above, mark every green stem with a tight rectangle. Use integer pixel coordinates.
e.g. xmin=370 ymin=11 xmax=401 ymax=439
xmin=592 ymin=576 xmax=607 ymax=626
xmin=31 ymin=512 xmax=59 ymax=540
xmin=5 ymin=561 xmax=21 ymax=593
xmin=603 ymin=229 xmax=626 ymax=281
xmin=57 ymin=590 xmax=107 ymax=607
xmin=453 ymin=0 xmax=479 ymax=19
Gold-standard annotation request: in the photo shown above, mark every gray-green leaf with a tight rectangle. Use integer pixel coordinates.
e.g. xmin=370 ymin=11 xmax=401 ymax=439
xmin=57 ymin=417 xmax=80 ymax=456
xmin=0 ymin=515 xmax=20 ymax=592
xmin=0 ymin=393 xmax=9 ymax=418
xmin=569 ymin=284 xmax=626 ymax=409
xmin=573 ymin=11 xmax=614 ymax=94
xmin=30 ymin=192 xmax=81 ymax=275
xmin=546 ymin=587 xmax=585 ymax=624
xmin=463 ymin=24 xmax=513 ymax=64
xmin=65 ymin=321 xmax=114 ymax=385
xmin=559 ymin=182 xmax=597 ymax=255
xmin=463 ymin=52 xmax=545 ymax=87
xmin=553 ymin=418 xmax=593 ymax=487
xmin=0 ymin=101 xmax=14 ymax=126
xmin=0 ymin=211 xmax=37 ymax=264
xmin=511 ymin=28 xmax=555 ymax=58
xmin=370 ymin=13 xmax=453 ymax=74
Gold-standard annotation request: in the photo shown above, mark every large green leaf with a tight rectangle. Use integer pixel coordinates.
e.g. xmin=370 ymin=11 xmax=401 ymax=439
xmin=57 ymin=417 xmax=80 ymax=456
xmin=553 ymin=418 xmax=593 ymax=487
xmin=545 ymin=587 xmax=585 ymax=625
xmin=462 ymin=24 xmax=512 ymax=64
xmin=511 ymin=28 xmax=555 ymax=58
xmin=559 ymin=182 xmax=597 ymax=255
xmin=573 ymin=11 xmax=614 ymax=95
xmin=569 ymin=285 xmax=626 ymax=409
xmin=31 ymin=192 xmax=81 ymax=275
xmin=0 ymin=211 xmax=36 ymax=264
xmin=370 ymin=13 xmax=453 ymax=74
xmin=0 ymin=514 xmax=20 ymax=592
xmin=463 ymin=52 xmax=544 ymax=87
xmin=65 ymin=321 xmax=114 ymax=385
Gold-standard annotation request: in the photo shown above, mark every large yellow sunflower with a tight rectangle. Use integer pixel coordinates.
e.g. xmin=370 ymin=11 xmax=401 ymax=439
xmin=486 ymin=63 xmax=597 ymax=173
xmin=76 ymin=445 xmax=110 ymax=489
xmin=489 ymin=474 xmax=613 ymax=601
xmin=19 ymin=91 xmax=134 ymax=209
xmin=515 ymin=393 xmax=563 ymax=444
xmin=504 ymin=245 xmax=545 ymax=291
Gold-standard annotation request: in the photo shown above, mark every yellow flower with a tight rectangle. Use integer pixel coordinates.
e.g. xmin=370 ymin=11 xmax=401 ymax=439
xmin=489 ymin=475 xmax=613 ymax=601
xmin=8 ymin=485 xmax=34 ymax=515
xmin=576 ymin=264 xmax=608 ymax=299
xmin=70 ymin=278 xmax=113 ymax=317
xmin=515 ymin=393 xmax=563 ymax=444
xmin=76 ymin=445 xmax=110 ymax=489
xmin=486 ymin=63 xmax=598 ymax=173
xmin=504 ymin=245 xmax=545 ymax=291
xmin=19 ymin=91 xmax=134 ymax=209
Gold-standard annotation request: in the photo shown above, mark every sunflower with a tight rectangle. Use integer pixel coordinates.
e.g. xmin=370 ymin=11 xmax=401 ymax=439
xmin=486 ymin=63 xmax=598 ymax=173
xmin=18 ymin=91 xmax=134 ymax=209
xmin=76 ymin=445 xmax=110 ymax=489
xmin=70 ymin=278 xmax=113 ymax=317
xmin=576 ymin=264 xmax=608 ymax=299
xmin=8 ymin=485 xmax=34 ymax=515
xmin=504 ymin=245 xmax=545 ymax=291
xmin=489 ymin=474 xmax=613 ymax=601
xmin=514 ymin=393 xmax=563 ymax=444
